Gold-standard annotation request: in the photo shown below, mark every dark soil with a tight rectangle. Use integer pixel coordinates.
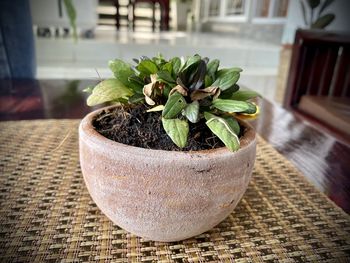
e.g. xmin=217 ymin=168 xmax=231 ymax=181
xmin=93 ymin=104 xmax=229 ymax=151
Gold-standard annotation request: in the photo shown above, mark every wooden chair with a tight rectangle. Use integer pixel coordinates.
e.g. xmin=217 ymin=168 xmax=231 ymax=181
xmin=283 ymin=29 xmax=350 ymax=144
xmin=158 ymin=0 xmax=170 ymax=31
xmin=129 ymin=0 xmax=156 ymax=31
xmin=99 ymin=0 xmax=123 ymax=30
xmin=129 ymin=0 xmax=169 ymax=31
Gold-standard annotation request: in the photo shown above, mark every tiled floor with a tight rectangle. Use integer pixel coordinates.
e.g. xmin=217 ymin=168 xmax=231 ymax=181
xmin=36 ymin=28 xmax=281 ymax=102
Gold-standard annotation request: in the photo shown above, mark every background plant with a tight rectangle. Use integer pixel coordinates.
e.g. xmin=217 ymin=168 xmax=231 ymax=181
xmin=300 ymin=0 xmax=335 ymax=29
xmin=85 ymin=54 xmax=260 ymax=152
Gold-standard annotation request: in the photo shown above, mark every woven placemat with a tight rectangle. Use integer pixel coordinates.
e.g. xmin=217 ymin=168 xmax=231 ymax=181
xmin=0 ymin=120 xmax=349 ymax=262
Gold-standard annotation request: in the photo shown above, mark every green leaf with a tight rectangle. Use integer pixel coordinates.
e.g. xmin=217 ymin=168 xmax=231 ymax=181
xmin=162 ymin=92 xmax=187 ymax=119
xmin=140 ymin=55 xmax=151 ymax=61
xmin=219 ymin=84 xmax=240 ymax=99
xmin=152 ymin=53 xmax=166 ymax=65
xmin=128 ymin=93 xmax=145 ymax=104
xmin=216 ymin=67 xmax=242 ymax=78
xmin=177 ymin=56 xmax=205 ymax=89
xmin=181 ymin=55 xmax=201 ymax=72
xmin=204 ymin=112 xmax=240 ymax=152
xmin=162 ymin=118 xmax=189 ymax=148
xmin=205 ymin=75 xmax=213 ymax=87
xmin=136 ymin=60 xmax=159 ymax=75
xmin=63 ymin=0 xmax=77 ymax=42
xmin=311 ymin=14 xmax=335 ymax=29
xmin=306 ymin=0 xmax=320 ymax=9
xmin=127 ymin=75 xmax=144 ymax=94
xmin=108 ymin=59 xmax=140 ymax=91
xmin=300 ymin=0 xmax=308 ymax=26
xmin=161 ymin=62 xmax=173 ymax=73
xmin=157 ymin=71 xmax=176 ymax=84
xmin=170 ymin=57 xmax=181 ymax=76
xmin=223 ymin=116 xmax=240 ymax=135
xmin=114 ymin=98 xmax=128 ymax=104
xmin=128 ymin=75 xmax=144 ymax=85
xmin=230 ymin=90 xmax=261 ymax=101
xmin=212 ymin=70 xmax=240 ymax=91
xmin=183 ymin=101 xmax=200 ymax=123
xmin=319 ymin=0 xmax=334 ymax=15
xmin=188 ymin=60 xmax=207 ymax=90
xmin=87 ymin=79 xmax=133 ymax=106
xmin=207 ymin=59 xmax=220 ymax=80
xmin=163 ymin=85 xmax=171 ymax=98
xmin=213 ymin=99 xmax=257 ymax=114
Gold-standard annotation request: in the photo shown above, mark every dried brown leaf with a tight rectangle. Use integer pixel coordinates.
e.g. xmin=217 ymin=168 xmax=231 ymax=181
xmin=169 ymin=85 xmax=188 ymax=97
xmin=190 ymin=86 xmax=221 ymax=101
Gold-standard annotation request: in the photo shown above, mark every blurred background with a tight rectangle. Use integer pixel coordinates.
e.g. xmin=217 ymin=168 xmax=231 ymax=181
xmin=1 ymin=0 xmax=349 ymax=105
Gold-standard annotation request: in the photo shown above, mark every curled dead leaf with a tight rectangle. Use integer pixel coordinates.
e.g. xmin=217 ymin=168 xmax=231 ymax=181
xmin=143 ymin=82 xmax=153 ymax=97
xmin=143 ymin=82 xmax=156 ymax=105
xmin=150 ymin=74 xmax=157 ymax=83
xmin=190 ymin=86 xmax=221 ymax=101
xmin=169 ymin=85 xmax=188 ymax=97
xmin=145 ymin=96 xmax=156 ymax=105
xmin=143 ymin=74 xmax=163 ymax=106
xmin=146 ymin=105 xmax=165 ymax=112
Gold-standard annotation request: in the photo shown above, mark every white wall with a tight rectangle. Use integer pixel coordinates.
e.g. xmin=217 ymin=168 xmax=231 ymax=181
xmin=30 ymin=0 xmax=98 ymax=29
xmin=282 ymin=0 xmax=350 ymax=44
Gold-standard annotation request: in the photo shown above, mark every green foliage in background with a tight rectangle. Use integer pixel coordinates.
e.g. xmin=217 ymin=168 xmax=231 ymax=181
xmin=63 ymin=0 xmax=77 ymax=41
xmin=300 ymin=0 xmax=335 ymax=29
xmin=85 ymin=54 xmax=260 ymax=151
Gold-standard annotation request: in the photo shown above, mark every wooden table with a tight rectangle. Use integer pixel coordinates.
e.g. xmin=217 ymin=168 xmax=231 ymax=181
xmin=1 ymin=79 xmax=349 ymax=213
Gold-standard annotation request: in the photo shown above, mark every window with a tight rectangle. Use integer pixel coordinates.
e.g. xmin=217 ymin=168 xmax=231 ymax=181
xmin=209 ymin=0 xmax=220 ymax=16
xmin=255 ymin=0 xmax=270 ymax=17
xmin=206 ymin=0 xmax=249 ymax=21
xmin=202 ymin=0 xmax=289 ymax=23
xmin=274 ymin=0 xmax=289 ymax=17
xmin=255 ymin=0 xmax=289 ymax=19
xmin=226 ymin=0 xmax=245 ymax=16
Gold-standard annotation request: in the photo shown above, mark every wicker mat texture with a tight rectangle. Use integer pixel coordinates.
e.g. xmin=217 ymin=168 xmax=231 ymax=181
xmin=0 ymin=120 xmax=349 ymax=263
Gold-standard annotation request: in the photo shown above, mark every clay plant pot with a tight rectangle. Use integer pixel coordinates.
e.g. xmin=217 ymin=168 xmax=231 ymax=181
xmin=79 ymin=106 xmax=256 ymax=242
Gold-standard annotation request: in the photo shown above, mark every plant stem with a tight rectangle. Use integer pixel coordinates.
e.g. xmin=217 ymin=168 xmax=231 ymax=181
xmin=310 ymin=8 xmax=314 ymax=27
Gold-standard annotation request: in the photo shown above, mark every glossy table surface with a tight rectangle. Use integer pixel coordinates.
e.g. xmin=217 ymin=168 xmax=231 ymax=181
xmin=1 ymin=79 xmax=349 ymax=213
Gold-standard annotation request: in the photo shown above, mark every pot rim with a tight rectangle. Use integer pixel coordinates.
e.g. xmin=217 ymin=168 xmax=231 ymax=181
xmin=79 ymin=105 xmax=256 ymax=159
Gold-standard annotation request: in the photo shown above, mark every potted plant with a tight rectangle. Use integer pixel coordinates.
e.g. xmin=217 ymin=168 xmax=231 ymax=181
xmin=299 ymin=0 xmax=335 ymax=29
xmin=79 ymin=54 xmax=260 ymax=242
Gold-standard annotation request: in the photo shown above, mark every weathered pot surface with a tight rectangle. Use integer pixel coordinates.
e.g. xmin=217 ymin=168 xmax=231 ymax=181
xmin=79 ymin=106 xmax=256 ymax=242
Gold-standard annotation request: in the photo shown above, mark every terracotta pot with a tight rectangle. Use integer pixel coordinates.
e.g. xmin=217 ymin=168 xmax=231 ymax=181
xmin=79 ymin=106 xmax=256 ymax=242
